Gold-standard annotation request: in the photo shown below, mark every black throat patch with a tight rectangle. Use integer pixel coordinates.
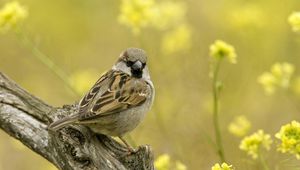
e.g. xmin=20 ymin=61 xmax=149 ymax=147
xmin=131 ymin=70 xmax=143 ymax=78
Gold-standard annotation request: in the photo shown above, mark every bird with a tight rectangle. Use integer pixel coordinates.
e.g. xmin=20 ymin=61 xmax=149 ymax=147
xmin=48 ymin=48 xmax=155 ymax=152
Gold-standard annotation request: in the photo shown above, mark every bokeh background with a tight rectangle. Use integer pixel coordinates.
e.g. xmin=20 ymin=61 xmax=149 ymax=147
xmin=1 ymin=0 xmax=300 ymax=169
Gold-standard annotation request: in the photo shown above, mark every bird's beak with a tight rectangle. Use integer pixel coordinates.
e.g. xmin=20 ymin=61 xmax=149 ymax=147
xmin=132 ymin=60 xmax=143 ymax=71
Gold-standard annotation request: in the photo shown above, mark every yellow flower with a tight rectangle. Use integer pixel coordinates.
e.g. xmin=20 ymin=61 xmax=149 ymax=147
xmin=211 ymin=163 xmax=234 ymax=170
xmin=275 ymin=120 xmax=300 ymax=159
xmin=150 ymin=1 xmax=186 ymax=30
xmin=0 ymin=1 xmax=27 ymax=33
xmin=118 ymin=0 xmax=155 ymax=35
xmin=257 ymin=72 xmax=277 ymax=95
xmin=271 ymin=62 xmax=295 ymax=88
xmin=69 ymin=69 xmax=99 ymax=95
xmin=154 ymin=154 xmax=187 ymax=170
xmin=228 ymin=4 xmax=265 ymax=29
xmin=154 ymin=154 xmax=171 ymax=170
xmin=175 ymin=161 xmax=187 ymax=170
xmin=118 ymin=0 xmax=188 ymax=35
xmin=209 ymin=40 xmax=237 ymax=64
xmin=240 ymin=130 xmax=272 ymax=159
xmin=288 ymin=12 xmax=300 ymax=32
xmin=161 ymin=24 xmax=191 ymax=55
xmin=258 ymin=62 xmax=295 ymax=95
xmin=228 ymin=115 xmax=251 ymax=137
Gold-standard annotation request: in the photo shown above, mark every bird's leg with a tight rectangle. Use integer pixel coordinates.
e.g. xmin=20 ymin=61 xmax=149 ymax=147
xmin=119 ymin=136 xmax=136 ymax=153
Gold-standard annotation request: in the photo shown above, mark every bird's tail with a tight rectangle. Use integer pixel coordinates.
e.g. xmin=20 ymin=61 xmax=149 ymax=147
xmin=48 ymin=114 xmax=79 ymax=131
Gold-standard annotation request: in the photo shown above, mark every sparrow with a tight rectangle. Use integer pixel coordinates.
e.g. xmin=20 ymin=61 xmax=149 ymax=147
xmin=48 ymin=48 xmax=154 ymax=152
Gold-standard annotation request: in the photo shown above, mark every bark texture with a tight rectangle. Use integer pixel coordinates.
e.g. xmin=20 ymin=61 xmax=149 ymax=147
xmin=0 ymin=72 xmax=154 ymax=170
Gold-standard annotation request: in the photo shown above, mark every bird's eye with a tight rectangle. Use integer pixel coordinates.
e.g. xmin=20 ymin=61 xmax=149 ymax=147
xmin=126 ymin=61 xmax=134 ymax=67
xmin=142 ymin=63 xmax=146 ymax=68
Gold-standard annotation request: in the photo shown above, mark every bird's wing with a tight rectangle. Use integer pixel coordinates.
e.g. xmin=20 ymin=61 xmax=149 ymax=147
xmin=78 ymin=70 xmax=150 ymax=122
xmin=78 ymin=70 xmax=113 ymax=114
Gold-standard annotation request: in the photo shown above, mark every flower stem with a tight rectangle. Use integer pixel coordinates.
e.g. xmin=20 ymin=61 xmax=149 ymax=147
xmin=212 ymin=59 xmax=226 ymax=162
xmin=15 ymin=29 xmax=80 ymax=97
xmin=259 ymin=153 xmax=269 ymax=170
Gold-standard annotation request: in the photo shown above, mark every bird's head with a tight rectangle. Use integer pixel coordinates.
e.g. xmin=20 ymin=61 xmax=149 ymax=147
xmin=114 ymin=48 xmax=149 ymax=79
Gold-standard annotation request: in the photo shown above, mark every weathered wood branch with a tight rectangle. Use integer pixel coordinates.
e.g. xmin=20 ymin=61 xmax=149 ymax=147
xmin=0 ymin=72 xmax=154 ymax=170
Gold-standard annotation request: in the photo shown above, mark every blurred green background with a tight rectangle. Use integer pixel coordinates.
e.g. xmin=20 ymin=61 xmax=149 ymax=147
xmin=1 ymin=0 xmax=300 ymax=169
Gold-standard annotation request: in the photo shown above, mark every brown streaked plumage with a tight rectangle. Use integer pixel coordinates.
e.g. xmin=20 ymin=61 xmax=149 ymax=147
xmin=48 ymin=48 xmax=154 ymax=152
xmin=78 ymin=70 xmax=150 ymax=121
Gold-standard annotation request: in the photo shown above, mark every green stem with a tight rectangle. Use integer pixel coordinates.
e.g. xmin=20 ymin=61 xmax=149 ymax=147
xmin=259 ymin=152 xmax=269 ymax=170
xmin=201 ymin=127 xmax=217 ymax=151
xmin=14 ymin=30 xmax=80 ymax=97
xmin=212 ymin=60 xmax=225 ymax=162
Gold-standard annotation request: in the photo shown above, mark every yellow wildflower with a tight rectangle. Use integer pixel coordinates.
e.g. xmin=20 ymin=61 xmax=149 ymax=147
xmin=150 ymin=1 xmax=186 ymax=30
xmin=257 ymin=72 xmax=277 ymax=95
xmin=209 ymin=40 xmax=237 ymax=64
xmin=118 ymin=0 xmax=155 ymax=35
xmin=161 ymin=24 xmax=191 ymax=55
xmin=211 ymin=163 xmax=234 ymax=170
xmin=275 ymin=120 xmax=300 ymax=159
xmin=240 ymin=130 xmax=272 ymax=159
xmin=258 ymin=62 xmax=295 ymax=95
xmin=69 ymin=69 xmax=99 ymax=95
xmin=154 ymin=154 xmax=171 ymax=170
xmin=154 ymin=154 xmax=187 ymax=170
xmin=271 ymin=62 xmax=295 ymax=88
xmin=228 ymin=115 xmax=251 ymax=137
xmin=0 ymin=1 xmax=27 ymax=33
xmin=229 ymin=4 xmax=264 ymax=29
xmin=118 ymin=0 xmax=188 ymax=35
xmin=288 ymin=12 xmax=300 ymax=32
xmin=175 ymin=161 xmax=187 ymax=170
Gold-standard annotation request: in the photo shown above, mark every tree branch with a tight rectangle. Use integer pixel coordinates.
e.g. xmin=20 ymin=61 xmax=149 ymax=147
xmin=0 ymin=72 xmax=154 ymax=170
